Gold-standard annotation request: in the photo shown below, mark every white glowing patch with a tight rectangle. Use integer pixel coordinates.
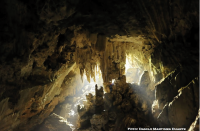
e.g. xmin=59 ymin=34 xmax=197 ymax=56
xmin=69 ymin=110 xmax=75 ymax=116
xmin=79 ymin=104 xmax=85 ymax=109
xmin=125 ymin=57 xmax=133 ymax=73
xmin=112 ymin=79 xmax=115 ymax=84
xmin=97 ymin=65 xmax=99 ymax=72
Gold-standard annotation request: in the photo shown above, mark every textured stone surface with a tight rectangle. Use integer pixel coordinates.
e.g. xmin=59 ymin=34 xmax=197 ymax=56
xmin=168 ymin=77 xmax=199 ymax=128
xmin=0 ymin=62 xmax=77 ymax=131
xmin=155 ymin=77 xmax=199 ymax=129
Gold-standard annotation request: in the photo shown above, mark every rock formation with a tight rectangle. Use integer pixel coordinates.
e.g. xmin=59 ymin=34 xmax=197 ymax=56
xmin=76 ymin=76 xmax=157 ymax=131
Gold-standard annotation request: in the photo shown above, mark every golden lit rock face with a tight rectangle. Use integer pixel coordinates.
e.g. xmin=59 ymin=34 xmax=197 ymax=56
xmin=74 ymin=33 xmax=127 ymax=83
xmin=0 ymin=62 xmax=78 ymax=131
xmin=74 ymin=32 xmax=153 ymax=83
xmin=0 ymin=0 xmax=199 ymax=130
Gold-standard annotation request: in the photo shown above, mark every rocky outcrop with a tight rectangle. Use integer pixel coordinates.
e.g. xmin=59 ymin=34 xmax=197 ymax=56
xmin=76 ymin=76 xmax=158 ymax=131
xmin=139 ymin=71 xmax=154 ymax=101
xmin=168 ymin=77 xmax=199 ymax=128
xmin=156 ymin=77 xmax=199 ymax=128
xmin=155 ymin=64 xmax=198 ymax=111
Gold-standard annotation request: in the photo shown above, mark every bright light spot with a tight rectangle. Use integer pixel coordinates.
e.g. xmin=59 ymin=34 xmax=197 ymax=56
xmin=79 ymin=104 xmax=85 ymax=109
xmin=112 ymin=79 xmax=115 ymax=84
xmin=69 ymin=110 xmax=75 ymax=116
xmin=125 ymin=57 xmax=133 ymax=73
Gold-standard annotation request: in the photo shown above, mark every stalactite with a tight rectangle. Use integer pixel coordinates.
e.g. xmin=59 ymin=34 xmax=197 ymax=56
xmin=74 ymin=36 xmax=149 ymax=84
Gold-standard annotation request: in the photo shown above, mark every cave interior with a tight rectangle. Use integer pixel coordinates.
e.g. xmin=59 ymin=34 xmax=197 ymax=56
xmin=0 ymin=0 xmax=199 ymax=131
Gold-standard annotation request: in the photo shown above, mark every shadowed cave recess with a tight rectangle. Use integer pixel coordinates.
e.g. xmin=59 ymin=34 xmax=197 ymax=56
xmin=0 ymin=0 xmax=199 ymax=131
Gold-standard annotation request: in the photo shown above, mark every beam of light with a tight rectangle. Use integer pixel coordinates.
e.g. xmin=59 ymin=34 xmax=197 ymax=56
xmin=125 ymin=56 xmax=133 ymax=74
xmin=64 ymin=64 xmax=105 ymax=131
